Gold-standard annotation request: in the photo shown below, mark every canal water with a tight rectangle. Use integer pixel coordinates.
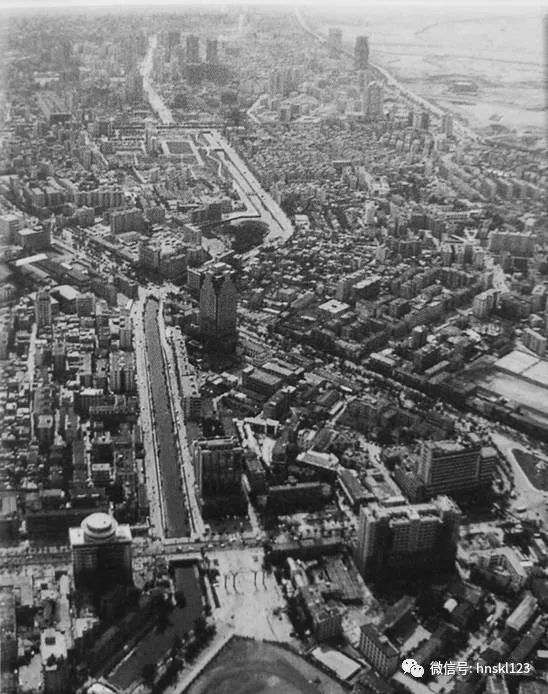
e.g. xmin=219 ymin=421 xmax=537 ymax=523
xmin=172 ymin=560 xmax=204 ymax=631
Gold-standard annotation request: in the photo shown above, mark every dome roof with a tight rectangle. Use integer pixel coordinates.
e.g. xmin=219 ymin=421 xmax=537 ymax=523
xmin=81 ymin=512 xmax=117 ymax=543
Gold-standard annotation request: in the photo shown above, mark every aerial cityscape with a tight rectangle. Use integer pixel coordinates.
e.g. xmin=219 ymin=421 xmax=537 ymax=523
xmin=0 ymin=3 xmax=547 ymax=694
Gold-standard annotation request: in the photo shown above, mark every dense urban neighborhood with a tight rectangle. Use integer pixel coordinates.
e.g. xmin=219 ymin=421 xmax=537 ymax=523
xmin=0 ymin=5 xmax=547 ymax=694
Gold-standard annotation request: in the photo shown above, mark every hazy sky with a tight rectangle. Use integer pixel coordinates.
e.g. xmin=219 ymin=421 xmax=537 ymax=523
xmin=0 ymin=0 xmax=545 ymax=12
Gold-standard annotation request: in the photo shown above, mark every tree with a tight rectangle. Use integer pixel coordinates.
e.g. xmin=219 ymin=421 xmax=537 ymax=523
xmin=170 ymin=634 xmax=183 ymax=659
xmin=141 ymin=663 xmax=156 ymax=685
xmin=193 ymin=616 xmax=207 ymax=637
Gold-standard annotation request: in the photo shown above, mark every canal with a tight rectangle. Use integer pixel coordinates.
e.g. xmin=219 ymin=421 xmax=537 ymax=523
xmin=144 ymin=297 xmax=190 ymax=538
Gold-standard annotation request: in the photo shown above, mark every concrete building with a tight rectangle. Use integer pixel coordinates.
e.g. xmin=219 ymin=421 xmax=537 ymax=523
xmin=473 ymin=290 xmax=497 ymax=318
xmin=206 ymin=38 xmax=218 ymax=64
xmin=76 ymin=292 xmax=96 ymax=317
xmin=186 ymin=34 xmax=200 ymax=62
xmin=354 ymin=35 xmax=369 ymax=70
xmin=327 ymin=28 xmax=342 ymax=58
xmin=0 ymin=591 xmax=17 ymax=675
xmin=355 ymin=496 xmax=460 ymax=579
xmin=69 ymin=512 xmax=132 ymax=592
xmin=441 ymin=113 xmax=454 ymax=138
xmin=489 ymin=231 xmax=535 ymax=256
xmin=298 ymin=585 xmax=342 ymax=641
xmin=417 ymin=440 xmax=496 ymax=497
xmin=522 ymin=328 xmax=546 ymax=357
xmin=366 ymin=81 xmax=384 ymax=119
xmin=267 ymin=481 xmax=327 ymax=514
xmin=486 ymin=547 xmax=528 ymax=592
xmin=506 ymin=592 xmax=538 ymax=633
xmin=192 ymin=437 xmax=244 ymax=498
xmin=199 ymin=264 xmax=237 ymax=342
xmin=17 ymin=226 xmax=51 ymax=251
xmin=35 ymin=289 xmax=53 ymax=329
xmin=0 ymin=213 xmax=20 ymax=242
xmin=359 ymin=624 xmax=399 ymax=677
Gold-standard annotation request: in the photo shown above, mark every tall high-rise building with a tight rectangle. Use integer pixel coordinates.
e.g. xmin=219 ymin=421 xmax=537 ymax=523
xmin=366 ymin=81 xmax=384 ymax=119
xmin=192 ymin=437 xmax=244 ymax=499
xmin=441 ymin=113 xmax=454 ymax=138
xmin=186 ymin=34 xmax=200 ymax=63
xmin=355 ymin=496 xmax=460 ymax=579
xmin=69 ymin=512 xmax=132 ymax=592
xmin=52 ymin=342 xmax=66 ymax=379
xmin=168 ymin=30 xmax=180 ymax=49
xmin=206 ymin=38 xmax=218 ymax=64
xmin=359 ymin=624 xmax=399 ymax=677
xmin=327 ymin=27 xmax=342 ymax=57
xmin=522 ymin=328 xmax=547 ymax=357
xmin=144 ymin=118 xmax=158 ymax=154
xmin=199 ymin=264 xmax=237 ymax=342
xmin=354 ymin=35 xmax=369 ymax=70
xmin=472 ymin=289 xmax=497 ymax=318
xmin=0 ymin=213 xmax=20 ymax=242
xmin=192 ymin=437 xmax=246 ymax=518
xmin=420 ymin=110 xmax=430 ymax=130
xmin=35 ymin=289 xmax=52 ymax=329
xmin=0 ymin=591 xmax=17 ymax=676
xmin=418 ymin=440 xmax=496 ymax=496
xmin=358 ymin=68 xmax=370 ymax=92
xmin=76 ymin=292 xmax=96 ymax=317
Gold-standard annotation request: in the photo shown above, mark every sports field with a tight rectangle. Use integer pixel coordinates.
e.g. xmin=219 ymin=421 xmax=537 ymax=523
xmin=187 ymin=636 xmax=346 ymax=694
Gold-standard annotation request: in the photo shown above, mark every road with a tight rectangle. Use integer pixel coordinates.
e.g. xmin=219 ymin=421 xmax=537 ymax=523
xmin=141 ymin=33 xmax=294 ymax=246
xmin=491 ymin=431 xmax=548 ymax=525
xmin=26 ymin=323 xmax=37 ymax=438
xmin=141 ymin=35 xmax=174 ymax=125
xmin=0 ymin=538 xmax=266 ymax=572
xmin=201 ymin=130 xmax=293 ymax=244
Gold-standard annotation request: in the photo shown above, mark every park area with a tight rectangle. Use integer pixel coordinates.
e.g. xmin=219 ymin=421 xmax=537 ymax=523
xmin=514 ymin=448 xmax=548 ymax=492
xmin=186 ymin=636 xmax=346 ymax=694
xmin=108 ymin=563 xmax=203 ymax=691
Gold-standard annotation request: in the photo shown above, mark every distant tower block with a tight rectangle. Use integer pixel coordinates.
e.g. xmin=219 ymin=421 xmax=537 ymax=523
xmin=69 ymin=512 xmax=133 ymax=593
xmin=366 ymin=81 xmax=384 ymax=119
xmin=186 ymin=34 xmax=200 ymax=62
xmin=441 ymin=113 xmax=454 ymax=138
xmin=354 ymin=35 xmax=369 ymax=70
xmin=358 ymin=68 xmax=370 ymax=91
xmin=206 ymin=38 xmax=218 ymax=64
xmin=327 ymin=27 xmax=342 ymax=57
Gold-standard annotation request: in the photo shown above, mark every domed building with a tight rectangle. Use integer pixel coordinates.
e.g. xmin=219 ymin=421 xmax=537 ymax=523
xmin=69 ymin=512 xmax=133 ymax=593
